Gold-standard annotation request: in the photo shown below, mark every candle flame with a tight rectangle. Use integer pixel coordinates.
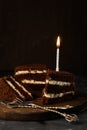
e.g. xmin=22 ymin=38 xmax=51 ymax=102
xmin=56 ymin=36 xmax=60 ymax=47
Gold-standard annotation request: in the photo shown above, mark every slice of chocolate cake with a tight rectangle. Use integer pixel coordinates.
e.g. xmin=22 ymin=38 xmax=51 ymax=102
xmin=14 ymin=64 xmax=47 ymax=97
xmin=0 ymin=77 xmax=16 ymax=102
xmin=0 ymin=76 xmax=33 ymax=102
xmin=42 ymin=70 xmax=76 ymax=104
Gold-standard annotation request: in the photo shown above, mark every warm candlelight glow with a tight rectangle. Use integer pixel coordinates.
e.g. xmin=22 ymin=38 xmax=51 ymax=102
xmin=56 ymin=36 xmax=60 ymax=47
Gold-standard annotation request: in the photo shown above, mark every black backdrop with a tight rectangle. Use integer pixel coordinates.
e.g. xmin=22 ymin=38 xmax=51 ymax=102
xmin=0 ymin=0 xmax=87 ymax=74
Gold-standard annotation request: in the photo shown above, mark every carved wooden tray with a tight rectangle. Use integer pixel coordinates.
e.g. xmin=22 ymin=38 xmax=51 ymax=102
xmin=0 ymin=91 xmax=87 ymax=121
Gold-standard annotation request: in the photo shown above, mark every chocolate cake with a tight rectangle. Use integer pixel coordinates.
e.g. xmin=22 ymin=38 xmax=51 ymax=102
xmin=14 ymin=64 xmax=47 ymax=97
xmin=0 ymin=64 xmax=76 ymax=105
xmin=42 ymin=70 xmax=76 ymax=104
xmin=0 ymin=76 xmax=33 ymax=102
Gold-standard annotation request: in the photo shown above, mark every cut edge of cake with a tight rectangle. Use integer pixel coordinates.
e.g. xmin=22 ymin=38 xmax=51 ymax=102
xmin=42 ymin=70 xmax=76 ymax=104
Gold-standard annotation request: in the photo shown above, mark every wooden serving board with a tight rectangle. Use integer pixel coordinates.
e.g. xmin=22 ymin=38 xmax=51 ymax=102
xmin=0 ymin=92 xmax=87 ymax=121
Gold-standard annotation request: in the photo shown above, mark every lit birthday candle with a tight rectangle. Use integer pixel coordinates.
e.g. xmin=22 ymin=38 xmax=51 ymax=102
xmin=56 ymin=36 xmax=60 ymax=71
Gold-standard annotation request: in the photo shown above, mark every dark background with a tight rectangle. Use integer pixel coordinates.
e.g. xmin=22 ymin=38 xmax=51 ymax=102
xmin=0 ymin=0 xmax=87 ymax=74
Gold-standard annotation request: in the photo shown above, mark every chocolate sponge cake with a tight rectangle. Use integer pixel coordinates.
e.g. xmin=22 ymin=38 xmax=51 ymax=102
xmin=0 ymin=64 xmax=76 ymax=106
xmin=42 ymin=70 xmax=76 ymax=104
xmin=0 ymin=76 xmax=33 ymax=102
xmin=14 ymin=64 xmax=47 ymax=97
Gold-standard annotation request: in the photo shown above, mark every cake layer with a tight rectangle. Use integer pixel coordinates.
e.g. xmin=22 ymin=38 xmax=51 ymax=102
xmin=15 ymin=81 xmax=46 ymax=98
xmin=46 ymin=70 xmax=75 ymax=82
xmin=42 ymin=92 xmax=75 ymax=105
xmin=15 ymin=73 xmax=47 ymax=81
xmin=15 ymin=64 xmax=47 ymax=73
